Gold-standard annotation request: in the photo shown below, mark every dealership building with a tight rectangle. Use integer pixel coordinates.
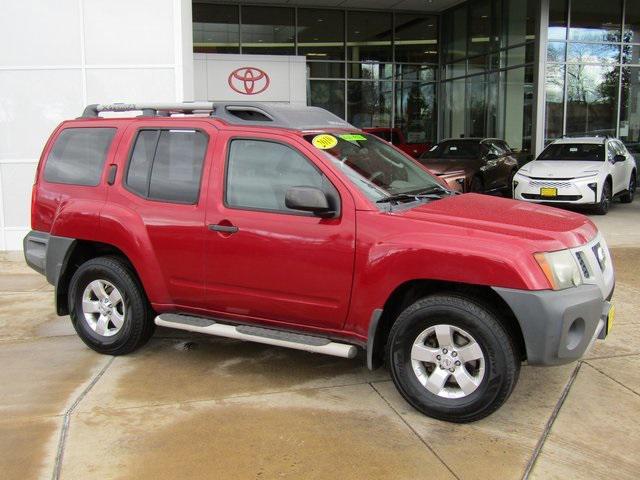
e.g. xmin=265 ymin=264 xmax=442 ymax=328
xmin=0 ymin=0 xmax=638 ymax=250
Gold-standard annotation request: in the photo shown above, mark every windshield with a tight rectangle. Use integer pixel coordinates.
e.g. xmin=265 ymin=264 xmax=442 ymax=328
xmin=303 ymin=132 xmax=442 ymax=202
xmin=538 ymin=143 xmax=605 ymax=161
xmin=421 ymin=140 xmax=482 ymax=160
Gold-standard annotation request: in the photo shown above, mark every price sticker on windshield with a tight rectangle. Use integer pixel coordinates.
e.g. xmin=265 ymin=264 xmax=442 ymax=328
xmin=312 ymin=134 xmax=338 ymax=149
xmin=339 ymin=134 xmax=367 ymax=142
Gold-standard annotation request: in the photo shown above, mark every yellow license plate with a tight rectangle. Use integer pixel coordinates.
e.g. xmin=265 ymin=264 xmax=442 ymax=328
xmin=540 ymin=187 xmax=558 ymax=197
xmin=607 ymin=305 xmax=615 ymax=335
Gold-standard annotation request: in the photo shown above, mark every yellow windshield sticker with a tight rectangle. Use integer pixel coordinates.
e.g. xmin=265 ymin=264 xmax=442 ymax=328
xmin=312 ymin=134 xmax=338 ymax=149
xmin=339 ymin=134 xmax=367 ymax=141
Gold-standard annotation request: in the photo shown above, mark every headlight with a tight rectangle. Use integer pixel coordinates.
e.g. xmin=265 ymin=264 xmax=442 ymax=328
xmin=534 ymin=250 xmax=583 ymax=290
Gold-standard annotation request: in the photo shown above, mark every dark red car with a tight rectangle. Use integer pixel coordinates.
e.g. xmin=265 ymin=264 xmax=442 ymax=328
xmin=24 ymin=102 xmax=614 ymax=423
xmin=363 ymin=127 xmax=431 ymax=158
xmin=419 ymin=138 xmax=520 ymax=194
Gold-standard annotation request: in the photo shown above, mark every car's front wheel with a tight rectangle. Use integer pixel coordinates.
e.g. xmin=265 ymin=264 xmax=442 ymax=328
xmin=620 ymin=173 xmax=636 ymax=204
xmin=593 ymin=181 xmax=612 ymax=215
xmin=387 ymin=294 xmax=520 ymax=423
xmin=68 ymin=256 xmax=154 ymax=355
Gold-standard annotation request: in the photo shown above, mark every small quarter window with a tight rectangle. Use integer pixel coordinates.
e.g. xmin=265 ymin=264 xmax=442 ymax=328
xmin=126 ymin=129 xmax=208 ymax=204
xmin=44 ymin=128 xmax=116 ymax=186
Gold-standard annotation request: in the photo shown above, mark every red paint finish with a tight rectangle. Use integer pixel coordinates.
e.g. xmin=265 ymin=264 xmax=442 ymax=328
xmin=31 ymin=115 xmax=600 ymax=345
xmin=362 ymin=127 xmax=431 ymax=158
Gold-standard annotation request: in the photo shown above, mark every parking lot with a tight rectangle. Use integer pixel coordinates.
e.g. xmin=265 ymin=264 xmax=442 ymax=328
xmin=1 ymin=201 xmax=639 ymax=480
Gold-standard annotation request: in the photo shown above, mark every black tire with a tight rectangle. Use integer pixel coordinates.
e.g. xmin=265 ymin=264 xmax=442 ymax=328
xmin=68 ymin=256 xmax=154 ymax=355
xmin=593 ymin=180 xmax=612 ymax=215
xmin=507 ymin=170 xmax=517 ymax=198
xmin=470 ymin=176 xmax=484 ymax=193
xmin=620 ymin=172 xmax=636 ymax=204
xmin=386 ymin=294 xmax=520 ymax=423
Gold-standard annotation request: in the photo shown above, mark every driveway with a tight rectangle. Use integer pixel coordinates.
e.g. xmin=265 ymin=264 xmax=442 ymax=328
xmin=1 ymin=202 xmax=639 ymax=479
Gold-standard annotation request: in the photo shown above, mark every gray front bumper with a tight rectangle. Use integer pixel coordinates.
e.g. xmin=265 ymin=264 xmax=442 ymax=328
xmin=493 ymin=284 xmax=612 ymax=366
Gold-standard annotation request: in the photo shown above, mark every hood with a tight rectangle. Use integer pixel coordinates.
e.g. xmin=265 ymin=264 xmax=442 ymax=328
xmin=420 ymin=158 xmax=480 ymax=176
xmin=519 ymin=160 xmax=604 ymax=179
xmin=397 ymin=193 xmax=597 ymax=250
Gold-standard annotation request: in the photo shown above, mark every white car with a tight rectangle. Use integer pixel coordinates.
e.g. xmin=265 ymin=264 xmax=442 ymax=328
xmin=513 ymin=137 xmax=637 ymax=214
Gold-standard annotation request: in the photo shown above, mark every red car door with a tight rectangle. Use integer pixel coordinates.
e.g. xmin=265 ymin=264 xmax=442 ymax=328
xmin=104 ymin=119 xmax=216 ymax=308
xmin=203 ymin=131 xmax=356 ymax=331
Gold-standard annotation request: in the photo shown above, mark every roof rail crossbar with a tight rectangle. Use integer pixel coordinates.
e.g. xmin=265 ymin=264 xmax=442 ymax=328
xmin=81 ymin=102 xmax=216 ymax=118
xmin=79 ymin=101 xmax=355 ymax=130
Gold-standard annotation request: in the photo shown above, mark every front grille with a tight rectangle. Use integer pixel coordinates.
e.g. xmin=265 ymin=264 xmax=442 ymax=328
xmin=575 ymin=251 xmax=590 ymax=278
xmin=529 ymin=179 xmax=574 ymax=188
xmin=522 ymin=193 xmax=582 ymax=201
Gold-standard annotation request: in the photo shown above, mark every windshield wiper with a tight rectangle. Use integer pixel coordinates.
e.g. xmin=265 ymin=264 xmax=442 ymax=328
xmin=376 ymin=193 xmax=444 ymax=204
xmin=411 ymin=185 xmax=459 ymax=196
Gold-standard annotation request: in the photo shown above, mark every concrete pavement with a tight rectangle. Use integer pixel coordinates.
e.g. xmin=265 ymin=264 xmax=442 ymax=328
xmin=1 ymin=204 xmax=639 ymax=479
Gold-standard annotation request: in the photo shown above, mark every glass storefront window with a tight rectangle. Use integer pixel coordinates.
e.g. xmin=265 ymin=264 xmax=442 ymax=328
xmin=626 ymin=1 xmax=640 ymax=44
xmin=569 ymin=0 xmax=622 ymax=43
xmin=297 ymin=9 xmax=344 ymax=61
xmin=346 ymin=11 xmax=392 ymax=63
xmin=545 ymin=64 xmax=565 ymax=141
xmin=503 ymin=0 xmax=536 ymax=46
xmin=504 ymin=66 xmax=534 ymax=155
xmin=468 ymin=75 xmax=488 ymax=137
xmin=445 ymin=6 xmax=468 ymax=63
xmin=395 ymin=82 xmax=437 ymax=144
xmin=192 ymin=3 xmax=239 ymax=53
xmin=567 ymin=43 xmax=621 ymax=65
xmin=241 ymin=6 xmax=295 ymax=55
xmin=396 ymin=65 xmax=436 ymax=83
xmin=619 ymin=67 xmax=640 ymax=163
xmin=347 ymin=81 xmax=392 ymax=128
xmin=623 ymin=44 xmax=640 ymax=65
xmin=548 ymin=0 xmax=568 ymax=41
xmin=307 ymin=62 xmax=344 ymax=79
xmin=348 ymin=63 xmax=393 ymax=80
xmin=468 ymin=55 xmax=489 ymax=75
xmin=442 ymin=79 xmax=467 ymax=139
xmin=394 ymin=14 xmax=438 ymax=64
xmin=547 ymin=42 xmax=566 ymax=63
xmin=566 ymin=64 xmax=619 ymax=136
xmin=307 ymin=80 xmax=345 ymax=119
xmin=468 ymin=0 xmax=492 ymax=57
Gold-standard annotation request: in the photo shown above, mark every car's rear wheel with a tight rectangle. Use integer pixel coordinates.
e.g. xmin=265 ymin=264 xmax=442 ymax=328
xmin=593 ymin=181 xmax=612 ymax=215
xmin=69 ymin=256 xmax=154 ymax=355
xmin=387 ymin=294 xmax=520 ymax=423
xmin=620 ymin=173 xmax=636 ymax=203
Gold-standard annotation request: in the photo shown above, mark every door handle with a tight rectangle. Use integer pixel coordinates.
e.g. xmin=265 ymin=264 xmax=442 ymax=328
xmin=208 ymin=223 xmax=239 ymax=234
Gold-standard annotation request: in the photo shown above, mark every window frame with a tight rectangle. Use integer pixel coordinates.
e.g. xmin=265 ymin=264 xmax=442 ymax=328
xmin=223 ymin=137 xmax=341 ymax=218
xmin=123 ymin=127 xmax=209 ymax=205
xmin=43 ymin=126 xmax=117 ymax=187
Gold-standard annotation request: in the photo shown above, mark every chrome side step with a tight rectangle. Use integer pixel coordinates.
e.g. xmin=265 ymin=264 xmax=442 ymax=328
xmin=155 ymin=314 xmax=358 ymax=359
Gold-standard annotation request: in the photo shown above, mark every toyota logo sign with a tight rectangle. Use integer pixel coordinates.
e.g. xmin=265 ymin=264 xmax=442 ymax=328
xmin=228 ymin=67 xmax=270 ymax=95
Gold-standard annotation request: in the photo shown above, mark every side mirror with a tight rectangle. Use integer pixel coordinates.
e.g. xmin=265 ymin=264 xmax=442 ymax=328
xmin=614 ymin=154 xmax=626 ymax=164
xmin=285 ymin=186 xmax=334 ymax=217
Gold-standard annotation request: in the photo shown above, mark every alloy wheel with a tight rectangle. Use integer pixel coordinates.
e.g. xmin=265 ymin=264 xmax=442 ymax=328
xmin=81 ymin=279 xmax=126 ymax=337
xmin=410 ymin=324 xmax=486 ymax=399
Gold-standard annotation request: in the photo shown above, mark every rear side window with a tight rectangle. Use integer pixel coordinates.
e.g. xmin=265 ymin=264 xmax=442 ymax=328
xmin=44 ymin=128 xmax=116 ymax=186
xmin=126 ymin=129 xmax=208 ymax=204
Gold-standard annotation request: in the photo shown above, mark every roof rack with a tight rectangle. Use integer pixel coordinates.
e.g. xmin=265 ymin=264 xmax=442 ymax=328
xmin=80 ymin=101 xmax=354 ymax=131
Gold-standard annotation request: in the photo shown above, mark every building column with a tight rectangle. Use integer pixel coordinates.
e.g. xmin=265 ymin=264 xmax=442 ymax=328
xmin=532 ymin=0 xmax=550 ymax=157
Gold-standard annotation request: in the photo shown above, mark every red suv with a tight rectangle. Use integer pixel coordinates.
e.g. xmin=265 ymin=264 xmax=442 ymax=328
xmin=24 ymin=102 xmax=615 ymax=423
